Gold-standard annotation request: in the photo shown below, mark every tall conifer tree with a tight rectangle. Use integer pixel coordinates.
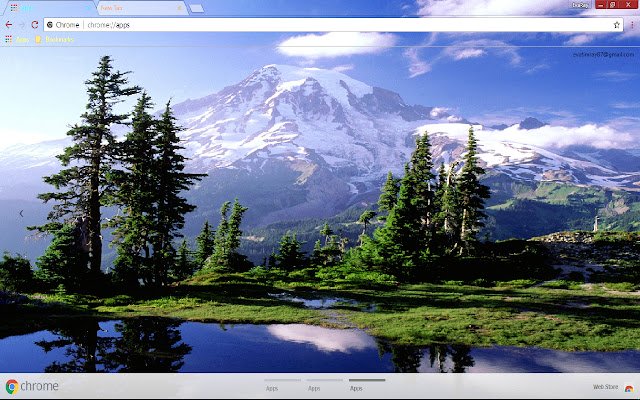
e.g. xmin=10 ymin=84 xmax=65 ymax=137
xmin=378 ymin=171 xmax=400 ymax=220
xmin=372 ymin=172 xmax=423 ymax=279
xmin=194 ymin=221 xmax=215 ymax=268
xmin=150 ymin=102 xmax=205 ymax=285
xmin=34 ymin=56 xmax=140 ymax=286
xmin=407 ymin=132 xmax=436 ymax=237
xmin=206 ymin=199 xmax=248 ymax=271
xmin=457 ymin=127 xmax=490 ymax=253
xmin=110 ymin=92 xmax=157 ymax=287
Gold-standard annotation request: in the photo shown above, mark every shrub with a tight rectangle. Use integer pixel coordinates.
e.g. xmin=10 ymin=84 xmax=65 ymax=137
xmin=0 ymin=252 xmax=34 ymax=292
xmin=593 ymin=231 xmax=639 ymax=244
xmin=288 ymin=268 xmax=317 ymax=282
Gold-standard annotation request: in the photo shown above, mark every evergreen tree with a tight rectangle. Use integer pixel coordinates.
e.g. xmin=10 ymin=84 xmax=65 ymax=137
xmin=433 ymin=163 xmax=448 ymax=230
xmin=206 ymin=199 xmax=249 ymax=272
xmin=109 ymin=92 xmax=157 ymax=288
xmin=150 ymin=102 xmax=205 ymax=285
xmin=226 ymin=199 xmax=248 ymax=259
xmin=194 ymin=221 xmax=215 ymax=268
xmin=433 ymin=162 xmax=461 ymax=253
xmin=372 ymin=173 xmax=423 ymax=280
xmin=457 ymin=126 xmax=490 ymax=253
xmin=369 ymin=134 xmax=437 ymax=279
xmin=407 ymin=132 xmax=436 ymax=236
xmin=274 ymin=232 xmax=307 ymax=271
xmin=319 ymin=223 xmax=333 ymax=246
xmin=312 ymin=235 xmax=342 ymax=268
xmin=208 ymin=201 xmax=230 ymax=270
xmin=33 ymin=56 xmax=141 ymax=286
xmin=358 ymin=210 xmax=377 ymax=238
xmin=311 ymin=240 xmax=323 ymax=267
xmin=378 ymin=171 xmax=400 ymax=219
xmin=35 ymin=224 xmax=87 ymax=291
xmin=266 ymin=252 xmax=277 ymax=270
xmin=172 ymin=240 xmax=194 ymax=281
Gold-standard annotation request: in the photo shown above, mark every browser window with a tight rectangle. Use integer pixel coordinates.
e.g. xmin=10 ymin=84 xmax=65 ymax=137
xmin=0 ymin=0 xmax=639 ymax=398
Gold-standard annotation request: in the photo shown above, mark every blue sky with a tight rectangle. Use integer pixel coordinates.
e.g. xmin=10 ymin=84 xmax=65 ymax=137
xmin=0 ymin=0 xmax=639 ymax=147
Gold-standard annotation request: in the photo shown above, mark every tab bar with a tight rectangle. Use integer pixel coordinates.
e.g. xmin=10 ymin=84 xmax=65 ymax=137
xmin=96 ymin=1 xmax=188 ymax=16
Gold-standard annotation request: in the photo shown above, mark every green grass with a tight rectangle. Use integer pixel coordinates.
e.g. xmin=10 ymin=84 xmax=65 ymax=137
xmin=340 ymin=284 xmax=640 ymax=351
xmin=602 ymin=282 xmax=638 ymax=292
xmin=539 ymin=280 xmax=585 ymax=290
xmin=494 ymin=279 xmax=539 ymax=289
xmin=6 ymin=271 xmax=640 ymax=351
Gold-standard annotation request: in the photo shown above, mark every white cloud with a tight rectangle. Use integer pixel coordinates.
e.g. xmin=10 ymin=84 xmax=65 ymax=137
xmin=444 ymin=39 xmax=522 ymax=65
xmin=564 ymin=34 xmax=595 ymax=46
xmin=447 ymin=48 xmax=486 ymax=60
xmin=416 ymin=1 xmax=640 ymax=38
xmin=423 ymin=122 xmax=637 ymax=150
xmin=277 ymin=32 xmax=397 ymax=59
xmin=403 ymin=48 xmax=433 ymax=77
xmin=611 ymin=102 xmax=640 ymax=110
xmin=416 ymin=0 xmax=567 ymax=16
xmin=430 ymin=107 xmax=452 ymax=118
xmin=473 ymin=107 xmax=581 ymax=127
xmin=595 ymin=70 xmax=637 ymax=82
xmin=525 ymin=63 xmax=550 ymax=74
xmin=500 ymin=124 xmax=636 ymax=149
xmin=405 ymin=39 xmax=524 ymax=76
xmin=605 ymin=116 xmax=640 ymax=133
xmin=331 ymin=64 xmax=355 ymax=73
xmin=267 ymin=325 xmax=376 ymax=353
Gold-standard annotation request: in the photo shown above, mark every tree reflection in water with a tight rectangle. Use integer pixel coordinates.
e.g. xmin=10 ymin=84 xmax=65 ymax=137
xmin=428 ymin=344 xmax=475 ymax=373
xmin=35 ymin=318 xmax=191 ymax=372
xmin=378 ymin=342 xmax=475 ymax=373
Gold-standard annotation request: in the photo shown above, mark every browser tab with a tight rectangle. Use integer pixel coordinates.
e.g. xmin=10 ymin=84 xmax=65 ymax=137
xmin=96 ymin=1 xmax=188 ymax=16
xmin=189 ymin=3 xmax=204 ymax=13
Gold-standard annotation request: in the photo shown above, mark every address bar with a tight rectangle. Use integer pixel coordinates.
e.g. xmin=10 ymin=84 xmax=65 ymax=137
xmin=43 ymin=17 xmax=625 ymax=33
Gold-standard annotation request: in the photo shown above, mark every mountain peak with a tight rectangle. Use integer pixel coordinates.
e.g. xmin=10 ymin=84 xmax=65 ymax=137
xmin=518 ymin=117 xmax=548 ymax=130
xmin=252 ymin=64 xmax=373 ymax=102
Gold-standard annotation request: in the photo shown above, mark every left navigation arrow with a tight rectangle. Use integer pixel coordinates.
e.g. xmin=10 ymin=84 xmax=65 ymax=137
xmin=5 ymin=21 xmax=13 ymax=29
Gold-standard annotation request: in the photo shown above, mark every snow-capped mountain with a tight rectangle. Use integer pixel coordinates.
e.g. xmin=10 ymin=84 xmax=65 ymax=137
xmin=171 ymin=64 xmax=445 ymax=182
xmin=165 ymin=64 xmax=640 ymax=193
xmin=2 ymin=64 xmax=640 ymax=219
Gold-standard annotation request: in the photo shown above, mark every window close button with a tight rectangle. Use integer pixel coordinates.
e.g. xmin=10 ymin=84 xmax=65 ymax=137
xmin=619 ymin=0 xmax=639 ymax=8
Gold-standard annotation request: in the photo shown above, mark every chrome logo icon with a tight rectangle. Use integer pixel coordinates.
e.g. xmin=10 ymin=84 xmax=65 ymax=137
xmin=5 ymin=379 xmax=19 ymax=395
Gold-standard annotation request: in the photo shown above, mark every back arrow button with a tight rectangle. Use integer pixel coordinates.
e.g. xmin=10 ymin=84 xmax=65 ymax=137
xmin=5 ymin=21 xmax=13 ymax=29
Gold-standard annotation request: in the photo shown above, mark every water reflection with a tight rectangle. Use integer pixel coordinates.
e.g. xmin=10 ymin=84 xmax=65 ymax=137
xmin=105 ymin=318 xmax=192 ymax=372
xmin=1 ymin=319 xmax=639 ymax=373
xmin=35 ymin=320 xmax=111 ymax=372
xmin=35 ymin=318 xmax=191 ymax=372
xmin=267 ymin=324 xmax=377 ymax=353
xmin=376 ymin=343 xmax=474 ymax=373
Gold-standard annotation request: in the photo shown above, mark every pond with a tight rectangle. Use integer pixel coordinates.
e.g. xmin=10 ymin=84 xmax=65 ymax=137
xmin=268 ymin=292 xmax=377 ymax=311
xmin=1 ymin=318 xmax=639 ymax=373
